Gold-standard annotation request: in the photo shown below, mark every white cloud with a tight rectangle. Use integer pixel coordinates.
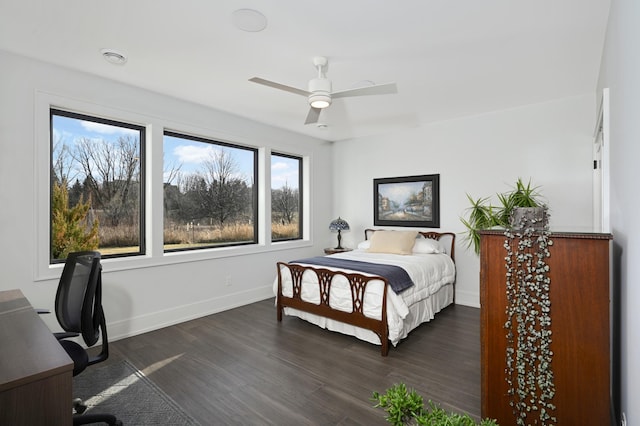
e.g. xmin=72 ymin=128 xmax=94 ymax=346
xmin=271 ymin=161 xmax=289 ymax=171
xmin=272 ymin=171 xmax=298 ymax=189
xmin=173 ymin=144 xmax=219 ymax=165
xmin=271 ymin=158 xmax=298 ymax=189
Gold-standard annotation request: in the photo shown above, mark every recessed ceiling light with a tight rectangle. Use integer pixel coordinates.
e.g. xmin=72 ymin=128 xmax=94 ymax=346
xmin=100 ymin=48 xmax=127 ymax=65
xmin=232 ymin=9 xmax=267 ymax=32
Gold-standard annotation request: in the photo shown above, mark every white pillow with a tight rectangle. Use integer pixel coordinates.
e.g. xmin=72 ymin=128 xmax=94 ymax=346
xmin=412 ymin=237 xmax=445 ymax=254
xmin=367 ymin=230 xmax=418 ymax=255
xmin=357 ymin=240 xmax=371 ymax=250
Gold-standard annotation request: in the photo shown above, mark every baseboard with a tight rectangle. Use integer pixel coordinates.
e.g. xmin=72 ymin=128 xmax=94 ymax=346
xmin=455 ymin=289 xmax=480 ymax=308
xmin=108 ymin=285 xmax=274 ymax=342
xmin=107 ymin=285 xmax=481 ymax=341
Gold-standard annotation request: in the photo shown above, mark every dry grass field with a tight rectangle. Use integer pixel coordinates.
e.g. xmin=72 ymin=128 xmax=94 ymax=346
xmin=99 ymin=221 xmax=299 ymax=255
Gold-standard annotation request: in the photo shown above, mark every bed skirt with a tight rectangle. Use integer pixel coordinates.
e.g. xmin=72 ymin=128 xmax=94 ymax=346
xmin=280 ymin=281 xmax=454 ymax=347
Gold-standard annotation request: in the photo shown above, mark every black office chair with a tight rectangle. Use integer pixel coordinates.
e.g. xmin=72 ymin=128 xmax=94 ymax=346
xmin=54 ymin=251 xmax=122 ymax=426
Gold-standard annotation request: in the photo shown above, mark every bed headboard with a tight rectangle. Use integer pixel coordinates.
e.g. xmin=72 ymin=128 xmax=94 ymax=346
xmin=364 ymin=228 xmax=456 ymax=262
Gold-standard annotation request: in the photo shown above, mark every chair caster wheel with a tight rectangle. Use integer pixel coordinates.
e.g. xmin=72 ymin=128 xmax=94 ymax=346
xmin=73 ymin=397 xmax=87 ymax=414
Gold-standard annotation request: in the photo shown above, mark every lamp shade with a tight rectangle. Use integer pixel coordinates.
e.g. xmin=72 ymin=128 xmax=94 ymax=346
xmin=329 ymin=217 xmax=349 ymax=250
xmin=329 ymin=217 xmax=350 ymax=232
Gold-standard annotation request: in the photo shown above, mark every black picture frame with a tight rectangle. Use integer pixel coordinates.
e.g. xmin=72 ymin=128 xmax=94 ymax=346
xmin=373 ymin=174 xmax=440 ymax=228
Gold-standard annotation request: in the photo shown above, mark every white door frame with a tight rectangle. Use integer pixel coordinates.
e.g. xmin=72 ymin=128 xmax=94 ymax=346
xmin=593 ymin=88 xmax=610 ymax=233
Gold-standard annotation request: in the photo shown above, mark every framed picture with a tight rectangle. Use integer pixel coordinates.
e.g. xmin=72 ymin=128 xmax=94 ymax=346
xmin=373 ymin=174 xmax=440 ymax=228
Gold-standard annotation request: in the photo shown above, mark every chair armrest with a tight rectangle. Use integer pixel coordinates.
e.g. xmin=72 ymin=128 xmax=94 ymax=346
xmin=54 ymin=331 xmax=79 ymax=340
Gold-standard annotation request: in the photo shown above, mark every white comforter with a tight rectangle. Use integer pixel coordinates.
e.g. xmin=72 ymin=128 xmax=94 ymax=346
xmin=274 ymin=249 xmax=456 ymax=345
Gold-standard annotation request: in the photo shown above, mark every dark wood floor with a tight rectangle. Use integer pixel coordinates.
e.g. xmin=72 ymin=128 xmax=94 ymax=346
xmin=105 ymin=298 xmax=481 ymax=425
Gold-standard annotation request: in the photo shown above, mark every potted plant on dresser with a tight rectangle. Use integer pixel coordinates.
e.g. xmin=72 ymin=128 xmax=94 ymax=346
xmin=462 ymin=178 xmax=558 ymax=425
xmin=460 ymin=177 xmax=545 ymax=255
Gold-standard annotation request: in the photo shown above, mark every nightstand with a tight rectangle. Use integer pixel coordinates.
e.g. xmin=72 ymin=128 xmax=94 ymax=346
xmin=323 ymin=247 xmax=353 ymax=255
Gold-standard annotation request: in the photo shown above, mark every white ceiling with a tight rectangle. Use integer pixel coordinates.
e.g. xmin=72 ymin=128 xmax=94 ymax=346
xmin=0 ymin=0 xmax=611 ymax=142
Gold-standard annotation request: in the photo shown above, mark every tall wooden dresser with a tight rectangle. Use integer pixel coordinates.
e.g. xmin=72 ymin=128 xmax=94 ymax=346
xmin=479 ymin=230 xmax=612 ymax=425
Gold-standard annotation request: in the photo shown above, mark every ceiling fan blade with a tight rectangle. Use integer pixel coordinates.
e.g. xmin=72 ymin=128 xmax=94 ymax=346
xmin=331 ymin=82 xmax=398 ymax=99
xmin=304 ymin=107 xmax=322 ymax=124
xmin=248 ymin=77 xmax=310 ymax=97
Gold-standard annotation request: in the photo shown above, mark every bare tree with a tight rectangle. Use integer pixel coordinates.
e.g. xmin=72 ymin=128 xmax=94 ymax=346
xmin=272 ymin=181 xmax=299 ymax=224
xmin=175 ymin=173 xmax=208 ymax=222
xmin=72 ymin=135 xmax=140 ymax=226
xmin=164 ymin=157 xmax=182 ymax=186
xmin=163 ymin=156 xmax=183 ymax=221
xmin=201 ymin=148 xmax=250 ymax=227
xmin=51 ymin=134 xmax=77 ymax=185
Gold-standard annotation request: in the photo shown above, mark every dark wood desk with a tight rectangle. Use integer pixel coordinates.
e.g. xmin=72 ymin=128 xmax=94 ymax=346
xmin=0 ymin=289 xmax=73 ymax=425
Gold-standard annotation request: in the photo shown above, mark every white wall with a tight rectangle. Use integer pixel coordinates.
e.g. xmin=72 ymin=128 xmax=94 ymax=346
xmin=597 ymin=0 xmax=640 ymax=423
xmin=332 ymin=95 xmax=596 ymax=307
xmin=0 ymin=50 xmax=334 ymax=339
xmin=0 ymin=46 xmax=605 ymax=382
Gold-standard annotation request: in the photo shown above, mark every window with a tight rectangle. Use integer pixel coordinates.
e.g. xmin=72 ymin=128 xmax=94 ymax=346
xmin=271 ymin=152 xmax=302 ymax=241
xmin=38 ymin=93 xmax=311 ymax=279
xmin=163 ymin=131 xmax=258 ymax=251
xmin=50 ymin=109 xmax=145 ymax=262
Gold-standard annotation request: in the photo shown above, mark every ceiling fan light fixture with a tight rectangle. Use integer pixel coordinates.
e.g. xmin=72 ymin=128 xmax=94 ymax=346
xmin=309 ymin=94 xmax=331 ymax=109
xmin=308 ymin=78 xmax=332 ymax=108
xmin=248 ymin=56 xmax=397 ymax=124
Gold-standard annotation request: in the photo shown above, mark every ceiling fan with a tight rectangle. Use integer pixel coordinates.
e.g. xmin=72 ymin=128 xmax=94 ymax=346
xmin=249 ymin=56 xmax=397 ymax=125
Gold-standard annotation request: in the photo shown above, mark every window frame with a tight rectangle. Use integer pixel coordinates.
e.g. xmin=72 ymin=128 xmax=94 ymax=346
xmin=270 ymin=151 xmax=303 ymax=242
xmin=35 ymin=91 xmax=313 ymax=282
xmin=49 ymin=108 xmax=147 ymax=263
xmin=162 ymin=130 xmax=259 ymax=253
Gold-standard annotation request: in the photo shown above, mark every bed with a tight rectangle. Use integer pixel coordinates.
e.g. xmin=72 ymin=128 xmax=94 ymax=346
xmin=274 ymin=228 xmax=456 ymax=356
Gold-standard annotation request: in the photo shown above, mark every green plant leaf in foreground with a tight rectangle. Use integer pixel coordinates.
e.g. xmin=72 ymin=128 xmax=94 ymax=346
xmin=372 ymin=383 xmax=498 ymax=426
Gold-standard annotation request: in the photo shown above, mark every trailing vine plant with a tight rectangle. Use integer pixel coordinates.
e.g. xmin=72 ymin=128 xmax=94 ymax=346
xmin=503 ymin=206 xmax=556 ymax=425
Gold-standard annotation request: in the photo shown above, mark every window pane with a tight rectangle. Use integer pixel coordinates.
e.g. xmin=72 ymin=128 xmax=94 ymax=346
xmin=271 ymin=153 xmax=302 ymax=241
xmin=50 ymin=109 xmax=145 ymax=262
xmin=163 ymin=132 xmax=258 ymax=251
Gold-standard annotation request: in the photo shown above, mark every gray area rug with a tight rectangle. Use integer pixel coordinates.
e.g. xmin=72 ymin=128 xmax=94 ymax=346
xmin=73 ymin=359 xmax=201 ymax=425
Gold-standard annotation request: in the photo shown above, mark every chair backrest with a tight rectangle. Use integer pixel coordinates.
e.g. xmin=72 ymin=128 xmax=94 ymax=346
xmin=55 ymin=251 xmax=104 ymax=347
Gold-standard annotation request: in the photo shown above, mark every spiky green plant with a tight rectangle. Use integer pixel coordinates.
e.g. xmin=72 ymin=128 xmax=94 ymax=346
xmin=460 ymin=194 xmax=503 ymax=255
xmin=461 ymin=178 xmax=544 ymax=255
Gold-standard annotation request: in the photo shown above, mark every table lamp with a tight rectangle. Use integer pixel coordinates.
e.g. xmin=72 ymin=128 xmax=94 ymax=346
xmin=329 ymin=217 xmax=350 ymax=249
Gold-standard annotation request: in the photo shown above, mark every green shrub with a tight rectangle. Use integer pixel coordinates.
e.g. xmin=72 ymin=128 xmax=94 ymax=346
xmin=371 ymin=383 xmax=498 ymax=426
xmin=51 ymin=181 xmax=99 ymax=259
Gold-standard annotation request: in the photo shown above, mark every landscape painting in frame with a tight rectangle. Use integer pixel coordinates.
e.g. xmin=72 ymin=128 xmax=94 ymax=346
xmin=374 ymin=174 xmax=440 ymax=228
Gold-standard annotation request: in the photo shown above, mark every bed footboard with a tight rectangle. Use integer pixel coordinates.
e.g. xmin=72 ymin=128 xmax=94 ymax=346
xmin=276 ymin=261 xmax=390 ymax=356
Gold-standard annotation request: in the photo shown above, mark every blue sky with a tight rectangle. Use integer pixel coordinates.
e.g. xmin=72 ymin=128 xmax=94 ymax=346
xmin=53 ymin=114 xmax=297 ymax=189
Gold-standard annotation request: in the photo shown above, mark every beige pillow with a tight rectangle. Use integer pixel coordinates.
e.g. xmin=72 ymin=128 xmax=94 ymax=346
xmin=367 ymin=230 xmax=418 ymax=255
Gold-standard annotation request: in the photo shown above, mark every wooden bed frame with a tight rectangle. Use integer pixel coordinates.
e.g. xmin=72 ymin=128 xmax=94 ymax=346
xmin=276 ymin=229 xmax=456 ymax=356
